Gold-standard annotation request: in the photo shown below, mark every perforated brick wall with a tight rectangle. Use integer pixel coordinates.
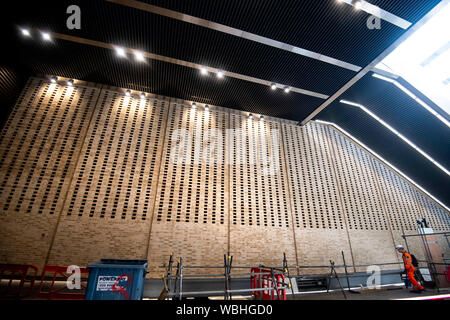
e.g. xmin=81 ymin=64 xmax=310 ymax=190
xmin=0 ymin=77 xmax=449 ymax=277
xmin=0 ymin=78 xmax=100 ymax=270
xmin=147 ymin=100 xmax=229 ymax=276
xmin=48 ymin=89 xmax=168 ymax=267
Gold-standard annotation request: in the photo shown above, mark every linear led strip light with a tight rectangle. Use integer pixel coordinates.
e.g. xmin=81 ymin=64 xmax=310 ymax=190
xmin=339 ymin=99 xmax=450 ymax=177
xmin=314 ymin=119 xmax=450 ymax=213
xmin=372 ymin=73 xmax=450 ymax=128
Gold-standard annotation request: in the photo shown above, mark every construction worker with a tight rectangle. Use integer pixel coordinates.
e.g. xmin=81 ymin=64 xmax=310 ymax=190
xmin=396 ymin=245 xmax=424 ymax=293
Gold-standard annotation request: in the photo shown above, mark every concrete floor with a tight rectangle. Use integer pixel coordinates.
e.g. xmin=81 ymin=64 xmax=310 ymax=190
xmin=2 ymin=279 xmax=449 ymax=300
xmin=287 ymin=287 xmax=450 ymax=300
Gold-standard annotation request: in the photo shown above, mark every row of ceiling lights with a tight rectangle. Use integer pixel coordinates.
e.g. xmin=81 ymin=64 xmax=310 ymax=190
xmin=191 ymin=101 xmax=264 ymax=120
xmin=20 ymin=28 xmax=293 ymax=96
xmin=49 ymin=76 xmax=151 ymax=100
xmin=200 ymin=66 xmax=291 ymax=93
xmin=115 ymin=44 xmax=291 ymax=94
xmin=114 ymin=45 xmax=288 ymax=94
xmin=21 ymin=28 xmax=52 ymax=41
xmin=115 ymin=45 xmax=291 ymax=94
xmin=50 ymin=76 xmax=73 ymax=86
xmin=48 ymin=75 xmax=265 ymax=120
xmin=26 ymin=27 xmax=273 ymax=120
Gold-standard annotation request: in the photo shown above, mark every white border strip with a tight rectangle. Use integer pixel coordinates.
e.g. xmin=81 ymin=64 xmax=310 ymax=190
xmin=372 ymin=73 xmax=450 ymax=128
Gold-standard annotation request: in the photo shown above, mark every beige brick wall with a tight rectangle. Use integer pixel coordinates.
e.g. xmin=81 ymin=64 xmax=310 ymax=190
xmin=48 ymin=216 xmax=150 ymax=267
xmin=147 ymin=100 xmax=229 ymax=277
xmin=0 ymin=78 xmax=100 ymax=272
xmin=49 ymin=88 xmax=168 ymax=270
xmin=0 ymin=76 xmax=449 ymax=279
xmin=294 ymin=229 xmax=352 ymax=275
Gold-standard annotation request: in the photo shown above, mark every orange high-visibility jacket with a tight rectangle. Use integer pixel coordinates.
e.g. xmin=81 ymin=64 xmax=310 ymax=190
xmin=402 ymin=252 xmax=414 ymax=270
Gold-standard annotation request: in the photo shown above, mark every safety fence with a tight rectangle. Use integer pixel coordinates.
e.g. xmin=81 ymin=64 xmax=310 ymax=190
xmin=37 ymin=265 xmax=89 ymax=299
xmin=0 ymin=264 xmax=90 ymax=299
xmin=0 ymin=264 xmax=38 ymax=298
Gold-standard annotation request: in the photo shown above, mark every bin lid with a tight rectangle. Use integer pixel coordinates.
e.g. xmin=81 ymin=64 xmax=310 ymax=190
xmin=87 ymin=259 xmax=148 ymax=269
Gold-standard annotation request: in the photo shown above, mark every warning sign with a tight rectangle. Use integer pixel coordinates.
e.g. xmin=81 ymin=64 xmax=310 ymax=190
xmin=96 ymin=275 xmax=128 ymax=291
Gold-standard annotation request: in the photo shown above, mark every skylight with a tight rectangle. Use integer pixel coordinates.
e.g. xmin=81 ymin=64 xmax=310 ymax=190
xmin=376 ymin=2 xmax=450 ymax=115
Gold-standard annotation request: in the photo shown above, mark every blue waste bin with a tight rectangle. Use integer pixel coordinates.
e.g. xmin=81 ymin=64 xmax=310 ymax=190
xmin=85 ymin=259 xmax=148 ymax=300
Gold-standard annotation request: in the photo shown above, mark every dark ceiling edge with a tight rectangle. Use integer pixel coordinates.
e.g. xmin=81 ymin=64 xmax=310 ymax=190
xmin=315 ymin=120 xmax=450 ymax=214
xmin=302 ymin=0 xmax=447 ymax=125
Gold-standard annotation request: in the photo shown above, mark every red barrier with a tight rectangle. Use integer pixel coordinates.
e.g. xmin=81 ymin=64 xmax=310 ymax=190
xmin=37 ymin=265 xmax=89 ymax=300
xmin=0 ymin=264 xmax=38 ymax=298
xmin=250 ymin=268 xmax=286 ymax=300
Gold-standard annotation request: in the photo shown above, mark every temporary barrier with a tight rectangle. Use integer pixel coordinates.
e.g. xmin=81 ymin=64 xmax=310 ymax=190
xmin=0 ymin=264 xmax=38 ymax=297
xmin=250 ymin=267 xmax=286 ymax=300
xmin=85 ymin=259 xmax=148 ymax=300
xmin=37 ymin=265 xmax=89 ymax=299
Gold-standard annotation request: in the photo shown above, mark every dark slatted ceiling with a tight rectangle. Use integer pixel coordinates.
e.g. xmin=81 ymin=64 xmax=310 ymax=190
xmin=139 ymin=0 xmax=440 ymax=66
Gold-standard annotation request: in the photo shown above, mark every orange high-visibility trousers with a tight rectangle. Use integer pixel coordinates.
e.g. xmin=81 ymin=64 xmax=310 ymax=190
xmin=406 ymin=267 xmax=424 ymax=291
xmin=403 ymin=252 xmax=424 ymax=291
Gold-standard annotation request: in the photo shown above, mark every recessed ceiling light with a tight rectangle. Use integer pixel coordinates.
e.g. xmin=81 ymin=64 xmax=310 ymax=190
xmin=50 ymin=76 xmax=57 ymax=83
xmin=204 ymin=105 xmax=209 ymax=111
xmin=21 ymin=29 xmax=31 ymax=37
xmin=249 ymin=114 xmax=253 ymax=119
xmin=115 ymin=47 xmax=126 ymax=58
xmin=260 ymin=116 xmax=265 ymax=121
xmin=200 ymin=67 xmax=208 ymax=75
xmin=284 ymin=87 xmax=291 ymax=93
xmin=192 ymin=102 xmax=197 ymax=109
xmin=134 ymin=51 xmax=145 ymax=62
xmin=217 ymin=71 xmax=224 ymax=79
xmin=271 ymin=83 xmax=277 ymax=90
xmin=140 ymin=92 xmax=146 ymax=99
xmin=41 ymin=32 xmax=51 ymax=41
xmin=353 ymin=0 xmax=362 ymax=10
xmin=67 ymin=79 xmax=74 ymax=86
xmin=125 ymin=90 xmax=131 ymax=96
